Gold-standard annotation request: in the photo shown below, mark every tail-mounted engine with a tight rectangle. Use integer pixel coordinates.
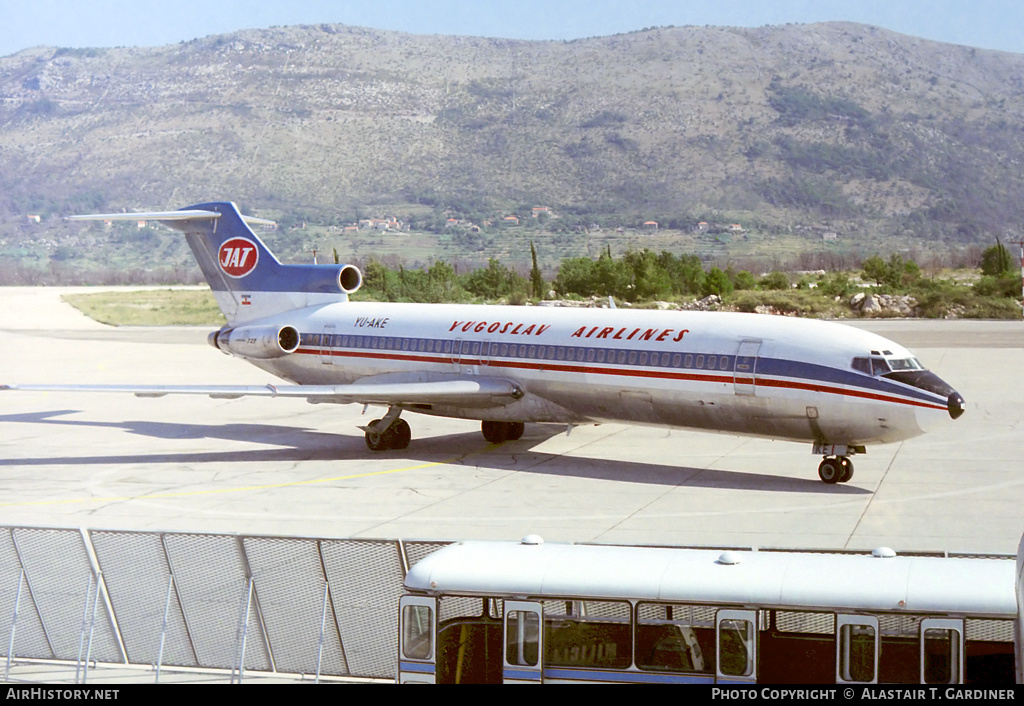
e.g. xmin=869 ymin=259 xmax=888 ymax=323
xmin=209 ymin=324 xmax=300 ymax=359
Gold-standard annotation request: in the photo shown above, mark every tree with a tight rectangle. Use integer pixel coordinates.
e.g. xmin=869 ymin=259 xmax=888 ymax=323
xmin=980 ymin=240 xmax=1013 ymax=276
xmin=702 ymin=267 xmax=733 ymax=298
xmin=529 ymin=241 xmax=545 ymax=299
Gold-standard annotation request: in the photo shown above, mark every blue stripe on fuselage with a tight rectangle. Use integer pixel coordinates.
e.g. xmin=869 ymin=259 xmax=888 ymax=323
xmin=297 ymin=332 xmax=946 ymax=409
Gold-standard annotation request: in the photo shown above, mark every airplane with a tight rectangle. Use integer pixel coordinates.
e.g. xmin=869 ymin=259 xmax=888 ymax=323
xmin=2 ymin=201 xmax=966 ymax=484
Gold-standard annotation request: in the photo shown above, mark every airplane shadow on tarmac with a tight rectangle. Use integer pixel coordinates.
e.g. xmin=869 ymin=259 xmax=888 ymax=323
xmin=0 ymin=409 xmax=869 ymax=495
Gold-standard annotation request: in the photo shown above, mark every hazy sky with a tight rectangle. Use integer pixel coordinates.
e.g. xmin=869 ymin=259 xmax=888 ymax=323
xmin=2 ymin=0 xmax=1022 ymax=58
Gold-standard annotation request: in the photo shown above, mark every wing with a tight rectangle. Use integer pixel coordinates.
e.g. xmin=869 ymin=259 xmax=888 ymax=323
xmin=2 ymin=376 xmax=523 ymax=408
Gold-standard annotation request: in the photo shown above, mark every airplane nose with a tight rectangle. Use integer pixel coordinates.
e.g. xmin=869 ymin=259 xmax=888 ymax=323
xmin=947 ymin=392 xmax=965 ymax=420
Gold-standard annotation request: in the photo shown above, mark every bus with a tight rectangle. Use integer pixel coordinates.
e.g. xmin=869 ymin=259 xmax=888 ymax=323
xmin=398 ymin=535 xmax=1021 ymax=684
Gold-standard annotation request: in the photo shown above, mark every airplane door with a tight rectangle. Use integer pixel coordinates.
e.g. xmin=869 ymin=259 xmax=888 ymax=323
xmin=734 ymin=340 xmax=761 ymax=396
xmin=503 ymin=601 xmax=543 ymax=683
xmin=716 ymin=609 xmax=757 ymax=683
xmin=398 ymin=596 xmax=437 ymax=684
xmin=320 ymin=324 xmax=336 ymax=366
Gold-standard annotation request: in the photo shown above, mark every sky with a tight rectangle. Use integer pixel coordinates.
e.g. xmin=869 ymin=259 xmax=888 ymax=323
xmin=2 ymin=0 xmax=1023 ymax=58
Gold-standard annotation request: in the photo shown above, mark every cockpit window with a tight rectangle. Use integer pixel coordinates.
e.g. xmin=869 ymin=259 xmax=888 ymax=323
xmin=853 ymin=356 xmax=925 ymax=376
xmin=887 ymin=357 xmax=923 ymax=372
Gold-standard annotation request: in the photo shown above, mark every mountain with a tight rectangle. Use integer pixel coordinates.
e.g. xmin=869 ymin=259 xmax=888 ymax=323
xmin=2 ymin=21 xmax=1023 ymax=276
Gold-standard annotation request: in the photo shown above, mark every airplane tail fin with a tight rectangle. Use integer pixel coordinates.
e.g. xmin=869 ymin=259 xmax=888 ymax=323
xmin=68 ymin=201 xmax=362 ymax=324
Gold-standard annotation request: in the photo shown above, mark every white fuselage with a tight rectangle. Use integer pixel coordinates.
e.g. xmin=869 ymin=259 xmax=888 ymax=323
xmin=241 ymin=301 xmax=951 ymax=447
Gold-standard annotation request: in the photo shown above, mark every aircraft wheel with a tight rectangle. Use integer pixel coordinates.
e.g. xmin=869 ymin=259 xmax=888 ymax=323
xmin=838 ymin=457 xmax=854 ymax=483
xmin=506 ymin=422 xmax=525 ymax=441
xmin=365 ymin=419 xmax=391 ymax=451
xmin=818 ymin=457 xmax=842 ymax=484
xmin=390 ymin=419 xmax=412 ymax=450
xmin=481 ymin=420 xmax=509 ymax=444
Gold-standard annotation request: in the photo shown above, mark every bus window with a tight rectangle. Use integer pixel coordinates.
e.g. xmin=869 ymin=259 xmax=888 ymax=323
xmin=718 ymin=618 xmax=754 ymax=677
xmin=544 ymin=600 xmax=631 ymax=670
xmin=403 ymin=603 xmax=434 ymax=660
xmin=838 ymin=616 xmax=878 ymax=683
xmin=506 ymin=610 xmax=540 ymax=667
xmin=922 ymin=620 xmax=963 ymax=684
xmin=636 ymin=603 xmax=714 ymax=674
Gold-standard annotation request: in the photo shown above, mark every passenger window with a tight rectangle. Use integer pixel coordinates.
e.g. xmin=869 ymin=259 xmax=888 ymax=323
xmin=628 ymin=351 xmax=637 ymax=365
xmin=720 ymin=356 xmax=730 ymax=371
xmin=684 ymin=354 xmax=693 ymax=368
xmin=696 ymin=355 xmax=705 ymax=369
xmin=672 ymin=353 xmax=682 ymax=367
xmin=707 ymin=355 xmax=716 ymax=369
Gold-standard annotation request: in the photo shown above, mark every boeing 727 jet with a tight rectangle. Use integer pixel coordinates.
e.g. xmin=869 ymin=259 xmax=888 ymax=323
xmin=3 ymin=202 xmax=966 ymax=483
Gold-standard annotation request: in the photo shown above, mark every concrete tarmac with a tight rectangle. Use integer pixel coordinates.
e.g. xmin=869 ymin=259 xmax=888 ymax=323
xmin=2 ymin=287 xmax=1023 ymax=554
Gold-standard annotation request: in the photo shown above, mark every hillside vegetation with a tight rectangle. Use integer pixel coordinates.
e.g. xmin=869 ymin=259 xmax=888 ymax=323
xmin=3 ymin=22 xmax=1024 ymax=280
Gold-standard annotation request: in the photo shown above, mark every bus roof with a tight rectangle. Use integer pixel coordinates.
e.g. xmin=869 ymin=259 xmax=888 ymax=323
xmin=404 ymin=540 xmax=1016 ymax=617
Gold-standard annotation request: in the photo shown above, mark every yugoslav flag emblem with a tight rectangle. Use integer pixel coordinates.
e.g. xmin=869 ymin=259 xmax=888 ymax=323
xmin=218 ymin=237 xmax=259 ymax=278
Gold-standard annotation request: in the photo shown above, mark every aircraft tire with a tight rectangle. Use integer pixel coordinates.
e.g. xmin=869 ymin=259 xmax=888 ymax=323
xmin=390 ymin=419 xmax=412 ymax=450
xmin=365 ymin=419 xmax=390 ymax=451
xmin=818 ymin=457 xmax=842 ymax=484
xmin=838 ymin=457 xmax=854 ymax=483
xmin=481 ymin=420 xmax=509 ymax=444
xmin=506 ymin=422 xmax=525 ymax=441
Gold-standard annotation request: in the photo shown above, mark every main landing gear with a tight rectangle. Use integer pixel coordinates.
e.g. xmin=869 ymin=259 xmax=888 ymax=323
xmin=361 ymin=409 xmax=526 ymax=451
xmin=481 ymin=421 xmax=525 ymax=444
xmin=362 ymin=407 xmax=411 ymax=451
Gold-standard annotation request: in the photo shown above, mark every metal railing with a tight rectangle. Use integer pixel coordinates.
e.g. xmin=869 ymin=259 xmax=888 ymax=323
xmin=0 ymin=525 xmax=448 ymax=682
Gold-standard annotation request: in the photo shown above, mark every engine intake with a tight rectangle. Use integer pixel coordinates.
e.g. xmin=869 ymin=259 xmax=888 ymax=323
xmin=209 ymin=324 xmax=300 ymax=359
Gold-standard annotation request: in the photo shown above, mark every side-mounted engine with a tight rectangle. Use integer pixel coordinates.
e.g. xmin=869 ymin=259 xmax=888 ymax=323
xmin=208 ymin=324 xmax=301 ymax=359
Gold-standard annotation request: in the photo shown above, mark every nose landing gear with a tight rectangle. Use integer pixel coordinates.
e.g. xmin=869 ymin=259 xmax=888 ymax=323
xmin=817 ymin=456 xmax=854 ymax=484
xmin=813 ymin=443 xmax=863 ymax=484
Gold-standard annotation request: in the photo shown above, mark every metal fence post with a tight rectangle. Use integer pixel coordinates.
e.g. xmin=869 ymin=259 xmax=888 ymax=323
xmin=231 ymin=578 xmax=254 ymax=684
xmin=155 ymin=574 xmax=174 ymax=683
xmin=82 ymin=572 xmax=103 ymax=684
xmin=74 ymin=573 xmax=95 ymax=684
xmin=315 ymin=581 xmax=329 ymax=684
xmin=4 ymin=569 xmax=25 ymax=682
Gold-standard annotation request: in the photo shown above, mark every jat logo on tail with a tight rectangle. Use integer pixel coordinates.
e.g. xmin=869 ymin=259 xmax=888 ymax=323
xmin=218 ymin=237 xmax=259 ymax=278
